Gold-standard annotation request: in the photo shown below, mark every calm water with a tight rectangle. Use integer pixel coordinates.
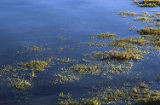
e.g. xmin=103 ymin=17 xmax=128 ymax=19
xmin=0 ymin=0 xmax=160 ymax=105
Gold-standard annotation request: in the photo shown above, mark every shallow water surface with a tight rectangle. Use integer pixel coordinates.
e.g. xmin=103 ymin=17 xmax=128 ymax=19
xmin=0 ymin=0 xmax=160 ymax=105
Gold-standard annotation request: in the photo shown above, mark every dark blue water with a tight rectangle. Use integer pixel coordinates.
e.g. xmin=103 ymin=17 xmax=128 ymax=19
xmin=0 ymin=0 xmax=160 ymax=105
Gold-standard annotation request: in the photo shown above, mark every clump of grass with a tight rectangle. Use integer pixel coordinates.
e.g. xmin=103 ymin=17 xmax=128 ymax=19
xmin=120 ymin=11 xmax=137 ymax=17
xmin=102 ymin=87 xmax=160 ymax=104
xmin=59 ymin=100 xmax=79 ymax=105
xmin=140 ymin=28 xmax=160 ymax=35
xmin=109 ymin=37 xmax=148 ymax=48
xmin=97 ymin=33 xmax=116 ymax=39
xmin=101 ymin=89 xmax=128 ymax=102
xmin=87 ymin=42 xmax=107 ymax=47
xmin=106 ymin=62 xmax=133 ymax=74
xmin=91 ymin=33 xmax=115 ymax=39
xmin=134 ymin=17 xmax=152 ymax=23
xmin=11 ymin=79 xmax=31 ymax=90
xmin=53 ymin=73 xmax=79 ymax=84
xmin=21 ymin=60 xmax=49 ymax=72
xmin=138 ymin=0 xmax=160 ymax=7
xmin=156 ymin=22 xmax=160 ymax=26
xmin=134 ymin=90 xmax=160 ymax=104
xmin=82 ymin=59 xmax=89 ymax=63
xmin=59 ymin=92 xmax=71 ymax=99
xmin=56 ymin=58 xmax=74 ymax=63
xmin=93 ymin=49 xmax=146 ymax=61
xmin=24 ymin=45 xmax=47 ymax=52
xmin=139 ymin=3 xmax=160 ymax=7
xmin=142 ymin=35 xmax=160 ymax=49
xmin=132 ymin=88 xmax=139 ymax=94
xmin=157 ymin=38 xmax=160 ymax=45
xmin=69 ymin=64 xmax=99 ymax=74
xmin=1 ymin=65 xmax=16 ymax=72
xmin=82 ymin=98 xmax=101 ymax=105
xmin=59 ymin=97 xmax=101 ymax=105
xmin=58 ymin=87 xmax=160 ymax=105
xmin=139 ymin=83 xmax=149 ymax=89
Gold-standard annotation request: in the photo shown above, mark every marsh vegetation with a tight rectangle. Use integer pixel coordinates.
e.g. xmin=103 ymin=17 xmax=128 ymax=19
xmin=0 ymin=0 xmax=160 ymax=105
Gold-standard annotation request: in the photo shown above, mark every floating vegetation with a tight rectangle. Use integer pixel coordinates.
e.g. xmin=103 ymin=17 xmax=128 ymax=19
xmin=24 ymin=45 xmax=48 ymax=52
xmin=59 ymin=92 xmax=71 ymax=99
xmin=21 ymin=60 xmax=50 ymax=72
xmin=58 ymin=46 xmax=74 ymax=52
xmin=102 ymin=88 xmax=160 ymax=105
xmin=59 ymin=100 xmax=79 ymax=105
xmin=1 ymin=6 xmax=160 ymax=105
xmin=82 ymin=59 xmax=89 ymax=63
xmin=106 ymin=62 xmax=133 ymax=75
xmin=11 ymin=79 xmax=31 ymax=90
xmin=1 ymin=65 xmax=16 ymax=72
xmin=53 ymin=73 xmax=79 ymax=84
xmin=134 ymin=17 xmax=152 ymax=23
xmin=87 ymin=42 xmax=107 ymax=47
xmin=56 ymin=57 xmax=75 ymax=63
xmin=138 ymin=0 xmax=160 ymax=7
xmin=97 ymin=33 xmax=116 ymax=39
xmin=134 ymin=90 xmax=160 ymax=104
xmin=119 ymin=11 xmax=160 ymax=50
xmin=82 ymin=98 xmax=101 ymax=105
xmin=59 ymin=97 xmax=101 ymax=105
xmin=120 ymin=11 xmax=137 ymax=17
xmin=93 ymin=49 xmax=146 ymax=62
xmin=156 ymin=22 xmax=160 ymax=26
xmin=59 ymin=86 xmax=160 ymax=105
xmin=90 ymin=33 xmax=115 ymax=39
xmin=120 ymin=11 xmax=160 ymax=27
xmin=69 ymin=64 xmax=100 ymax=75
xmin=140 ymin=28 xmax=160 ymax=35
xmin=139 ymin=82 xmax=149 ymax=89
xmin=109 ymin=37 xmax=148 ymax=48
